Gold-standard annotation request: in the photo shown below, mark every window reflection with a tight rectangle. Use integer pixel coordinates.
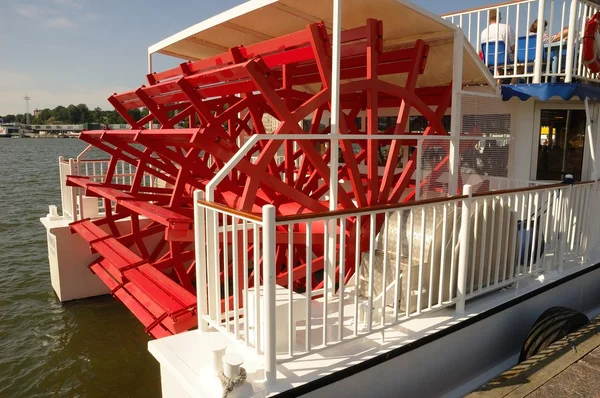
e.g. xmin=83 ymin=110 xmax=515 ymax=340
xmin=536 ymin=109 xmax=585 ymax=181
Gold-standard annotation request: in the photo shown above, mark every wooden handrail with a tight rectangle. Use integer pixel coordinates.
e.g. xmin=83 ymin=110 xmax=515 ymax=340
xmin=197 ymin=180 xmax=596 ymax=224
xmin=472 ymin=181 xmax=594 ymax=198
xmin=275 ymin=195 xmax=468 ymax=223
xmin=196 ymin=200 xmax=263 ymax=222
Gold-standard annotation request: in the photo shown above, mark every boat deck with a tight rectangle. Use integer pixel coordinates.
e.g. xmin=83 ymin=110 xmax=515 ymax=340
xmin=469 ymin=315 xmax=600 ymax=397
xmin=148 ymin=248 xmax=600 ymax=398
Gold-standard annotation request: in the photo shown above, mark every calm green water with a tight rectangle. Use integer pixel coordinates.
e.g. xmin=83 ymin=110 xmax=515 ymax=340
xmin=0 ymin=139 xmax=160 ymax=397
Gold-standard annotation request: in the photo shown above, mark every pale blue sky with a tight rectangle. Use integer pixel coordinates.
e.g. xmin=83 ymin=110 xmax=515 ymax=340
xmin=0 ymin=0 xmax=483 ymax=115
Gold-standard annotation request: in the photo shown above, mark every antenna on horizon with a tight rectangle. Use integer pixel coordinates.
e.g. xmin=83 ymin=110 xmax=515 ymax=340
xmin=23 ymin=95 xmax=31 ymax=124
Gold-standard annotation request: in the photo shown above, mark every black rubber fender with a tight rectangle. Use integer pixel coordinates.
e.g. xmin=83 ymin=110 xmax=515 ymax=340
xmin=519 ymin=306 xmax=589 ymax=363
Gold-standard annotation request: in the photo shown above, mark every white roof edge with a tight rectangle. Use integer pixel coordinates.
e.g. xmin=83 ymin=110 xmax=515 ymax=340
xmin=384 ymin=1 xmax=498 ymax=91
xmin=145 ymin=0 xmax=496 ymax=93
xmin=460 ymin=32 xmax=499 ymax=90
xmin=394 ymin=0 xmax=463 ymax=34
xmin=148 ymin=0 xmax=277 ymax=55
xmin=148 ymin=0 xmax=462 ymax=55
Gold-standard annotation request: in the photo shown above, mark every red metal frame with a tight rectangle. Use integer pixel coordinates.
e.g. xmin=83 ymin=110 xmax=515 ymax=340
xmin=68 ymin=19 xmax=457 ymax=338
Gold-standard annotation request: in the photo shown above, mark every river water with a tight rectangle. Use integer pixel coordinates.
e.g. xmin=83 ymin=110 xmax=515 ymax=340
xmin=0 ymin=138 xmax=160 ymax=397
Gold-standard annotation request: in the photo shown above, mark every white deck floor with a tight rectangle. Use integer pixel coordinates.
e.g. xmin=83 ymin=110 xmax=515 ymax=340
xmin=149 ymin=249 xmax=600 ymax=398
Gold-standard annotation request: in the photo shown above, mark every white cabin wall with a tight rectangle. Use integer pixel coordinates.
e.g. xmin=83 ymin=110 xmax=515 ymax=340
xmin=509 ymin=98 xmax=536 ymax=181
xmin=305 ymin=266 xmax=600 ymax=398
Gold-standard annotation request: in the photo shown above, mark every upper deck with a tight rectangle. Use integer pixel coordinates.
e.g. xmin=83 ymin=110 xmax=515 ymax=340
xmin=442 ymin=0 xmax=600 ymax=85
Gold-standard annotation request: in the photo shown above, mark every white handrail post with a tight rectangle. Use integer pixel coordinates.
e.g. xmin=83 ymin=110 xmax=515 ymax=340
xmin=533 ymin=0 xmax=546 ymax=84
xmin=262 ymin=205 xmax=277 ymax=384
xmin=148 ymin=52 xmax=153 ymax=130
xmin=449 ymin=29 xmax=464 ymax=196
xmin=582 ymin=180 xmax=593 ymax=260
xmin=69 ymin=158 xmax=78 ymax=221
xmin=558 ymin=183 xmax=572 ymax=272
xmin=585 ymin=98 xmax=598 ymax=178
xmin=193 ymin=190 xmax=209 ymax=332
xmin=585 ymin=174 xmax=600 ymax=258
xmin=329 ymin=0 xmax=341 ymax=213
xmin=456 ymin=184 xmax=473 ymax=315
xmin=593 ymin=176 xmax=600 ymax=254
xmin=416 ymin=138 xmax=422 ymax=200
xmin=59 ymin=156 xmax=66 ymax=218
xmin=326 ymin=0 xmax=342 ymax=292
xmin=565 ymin=0 xmax=578 ymax=83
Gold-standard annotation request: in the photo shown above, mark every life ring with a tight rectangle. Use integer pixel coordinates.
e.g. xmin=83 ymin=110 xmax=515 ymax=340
xmin=582 ymin=12 xmax=600 ymax=73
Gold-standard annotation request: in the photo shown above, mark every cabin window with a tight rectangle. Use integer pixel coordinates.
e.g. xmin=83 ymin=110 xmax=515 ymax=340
xmin=378 ymin=116 xmax=397 ymax=132
xmin=409 ymin=115 xmax=451 ymax=132
xmin=536 ymin=109 xmax=586 ymax=181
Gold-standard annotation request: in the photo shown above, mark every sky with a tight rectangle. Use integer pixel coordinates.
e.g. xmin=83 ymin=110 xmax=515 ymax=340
xmin=0 ymin=0 xmax=485 ymax=115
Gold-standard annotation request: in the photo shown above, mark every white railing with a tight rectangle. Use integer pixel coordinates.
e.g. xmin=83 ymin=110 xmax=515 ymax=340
xmin=74 ymin=158 xmax=152 ymax=186
xmin=205 ymin=134 xmax=517 ymax=208
xmin=58 ymin=156 xmax=163 ymax=221
xmin=194 ymin=178 xmax=600 ymax=381
xmin=443 ymin=0 xmax=600 ymax=83
xmin=465 ymin=181 xmax=595 ymax=300
xmin=58 ymin=156 xmax=77 ymax=219
xmin=194 ymin=195 xmax=277 ymax=379
xmin=487 ymin=176 xmax=548 ymax=190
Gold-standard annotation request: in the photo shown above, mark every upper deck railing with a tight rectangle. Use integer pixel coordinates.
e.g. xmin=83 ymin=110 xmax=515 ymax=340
xmin=442 ymin=0 xmax=600 ymax=84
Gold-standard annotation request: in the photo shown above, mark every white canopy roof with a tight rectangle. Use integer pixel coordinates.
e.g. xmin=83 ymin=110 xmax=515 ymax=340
xmin=149 ymin=0 xmax=496 ymax=90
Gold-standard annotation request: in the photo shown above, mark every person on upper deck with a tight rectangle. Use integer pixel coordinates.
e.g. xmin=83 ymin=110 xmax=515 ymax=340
xmin=480 ymin=9 xmax=515 ymax=58
xmin=529 ymin=19 xmax=570 ymax=43
xmin=480 ymin=10 xmax=518 ymax=84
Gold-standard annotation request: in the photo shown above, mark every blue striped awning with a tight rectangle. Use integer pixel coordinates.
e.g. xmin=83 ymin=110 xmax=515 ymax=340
xmin=501 ymin=83 xmax=600 ymax=102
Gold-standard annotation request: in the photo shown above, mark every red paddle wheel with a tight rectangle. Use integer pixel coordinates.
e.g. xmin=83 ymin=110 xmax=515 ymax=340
xmin=67 ymin=19 xmax=456 ymax=337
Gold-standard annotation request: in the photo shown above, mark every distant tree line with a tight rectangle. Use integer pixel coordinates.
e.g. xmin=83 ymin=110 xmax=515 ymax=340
xmin=0 ymin=104 xmax=150 ymax=125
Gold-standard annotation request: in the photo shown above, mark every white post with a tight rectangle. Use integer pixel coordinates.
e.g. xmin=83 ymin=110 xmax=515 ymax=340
xmin=595 ymin=103 xmax=600 ymax=176
xmin=565 ymin=0 xmax=578 ymax=83
xmin=329 ymin=0 xmax=342 ymax=212
xmin=204 ymin=185 xmax=218 ymax=319
xmin=327 ymin=0 xmax=342 ymax=291
xmin=262 ymin=205 xmax=277 ymax=384
xmin=76 ymin=157 xmax=85 ymax=220
xmin=148 ymin=52 xmax=153 ymax=130
xmin=69 ymin=158 xmax=78 ymax=221
xmin=558 ymin=184 xmax=572 ymax=272
xmin=223 ymin=354 xmax=244 ymax=380
xmin=59 ymin=156 xmax=66 ymax=217
xmin=449 ymin=30 xmax=464 ymax=196
xmin=591 ymin=176 xmax=600 ymax=255
xmin=533 ymin=0 xmax=546 ymax=83
xmin=456 ymin=184 xmax=473 ymax=315
xmin=193 ymin=190 xmax=209 ymax=332
xmin=585 ymin=98 xmax=598 ymax=179
xmin=209 ymin=342 xmax=227 ymax=374
xmin=583 ymin=180 xmax=594 ymax=260
xmin=416 ymin=139 xmax=422 ymax=200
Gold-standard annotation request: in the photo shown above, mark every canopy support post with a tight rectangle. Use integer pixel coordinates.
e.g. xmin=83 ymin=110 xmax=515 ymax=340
xmin=449 ymin=29 xmax=464 ymax=196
